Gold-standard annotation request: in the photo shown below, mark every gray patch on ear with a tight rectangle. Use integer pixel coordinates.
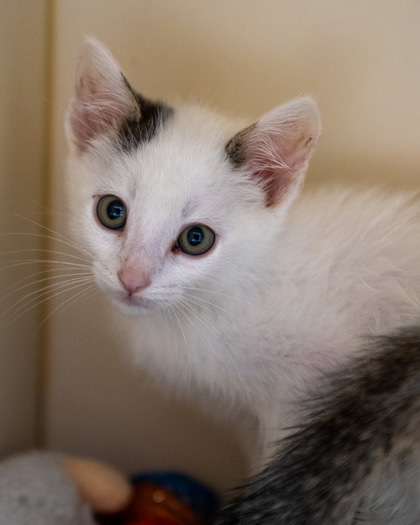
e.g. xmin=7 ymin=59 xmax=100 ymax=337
xmin=118 ymin=76 xmax=174 ymax=152
xmin=225 ymin=123 xmax=256 ymax=167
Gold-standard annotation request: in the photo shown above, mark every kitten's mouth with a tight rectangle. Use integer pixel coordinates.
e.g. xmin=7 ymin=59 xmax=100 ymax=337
xmin=98 ymin=277 xmax=174 ymax=313
xmin=118 ymin=290 xmax=150 ymax=307
xmin=113 ymin=289 xmax=161 ymax=314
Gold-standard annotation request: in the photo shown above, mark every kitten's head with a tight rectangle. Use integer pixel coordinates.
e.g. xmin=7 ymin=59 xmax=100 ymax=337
xmin=65 ymin=38 xmax=320 ymax=314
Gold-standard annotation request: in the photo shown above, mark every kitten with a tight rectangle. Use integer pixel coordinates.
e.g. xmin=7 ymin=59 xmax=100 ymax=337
xmin=216 ymin=327 xmax=420 ymax=525
xmin=66 ymin=38 xmax=420 ymax=467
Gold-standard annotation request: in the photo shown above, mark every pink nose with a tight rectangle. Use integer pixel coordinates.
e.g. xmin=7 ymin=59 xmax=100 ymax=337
xmin=118 ymin=267 xmax=151 ymax=296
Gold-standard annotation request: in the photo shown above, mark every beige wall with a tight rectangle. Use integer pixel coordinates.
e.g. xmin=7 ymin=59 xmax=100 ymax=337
xmin=2 ymin=0 xmax=420 ymax=493
xmin=0 ymin=0 xmax=48 ymax=455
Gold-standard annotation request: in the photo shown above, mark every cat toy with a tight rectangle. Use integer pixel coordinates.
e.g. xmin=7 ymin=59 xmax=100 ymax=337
xmin=0 ymin=450 xmax=218 ymax=525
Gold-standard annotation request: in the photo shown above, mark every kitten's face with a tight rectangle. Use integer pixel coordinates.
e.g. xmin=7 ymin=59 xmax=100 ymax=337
xmin=66 ymin=39 xmax=320 ymax=315
xmin=68 ymin=106 xmax=265 ymax=314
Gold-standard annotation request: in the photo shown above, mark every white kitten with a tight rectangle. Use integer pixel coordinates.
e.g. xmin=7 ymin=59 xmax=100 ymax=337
xmin=66 ymin=38 xmax=420 ymax=467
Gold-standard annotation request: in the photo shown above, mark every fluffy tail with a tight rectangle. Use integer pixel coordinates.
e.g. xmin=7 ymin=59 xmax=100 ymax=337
xmin=217 ymin=327 xmax=420 ymax=525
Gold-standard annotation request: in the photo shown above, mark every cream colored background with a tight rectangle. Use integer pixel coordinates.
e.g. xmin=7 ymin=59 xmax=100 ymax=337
xmin=2 ymin=0 xmax=420 ymax=493
xmin=0 ymin=0 xmax=48 ymax=455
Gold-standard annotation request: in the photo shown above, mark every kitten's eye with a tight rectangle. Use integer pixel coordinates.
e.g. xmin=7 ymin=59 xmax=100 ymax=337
xmin=96 ymin=195 xmax=127 ymax=230
xmin=177 ymin=224 xmax=215 ymax=256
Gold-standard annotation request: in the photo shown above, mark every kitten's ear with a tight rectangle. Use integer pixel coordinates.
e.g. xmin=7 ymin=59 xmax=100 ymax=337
xmin=66 ymin=37 xmax=140 ymax=153
xmin=226 ymin=97 xmax=321 ymax=208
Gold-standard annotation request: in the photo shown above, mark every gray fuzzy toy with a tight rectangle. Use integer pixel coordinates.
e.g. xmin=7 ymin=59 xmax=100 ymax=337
xmin=0 ymin=452 xmax=133 ymax=525
xmin=0 ymin=451 xmax=96 ymax=525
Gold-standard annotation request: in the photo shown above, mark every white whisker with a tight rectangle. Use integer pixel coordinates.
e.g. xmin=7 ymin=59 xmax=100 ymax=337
xmin=4 ymin=277 xmax=93 ymax=321
xmin=182 ymin=291 xmax=242 ymax=321
xmin=176 ymin=299 xmax=227 ymax=389
xmin=0 ymin=259 xmax=90 ymax=271
xmin=7 ymin=212 xmax=90 ymax=256
xmin=179 ymin=296 xmax=243 ymax=385
xmin=183 ymin=284 xmax=254 ymax=307
xmin=36 ymin=283 xmax=99 ymax=332
xmin=165 ymin=306 xmax=181 ymax=390
xmin=0 ymin=247 xmax=91 ymax=264
xmin=1 ymin=270 xmax=92 ymax=303
xmin=171 ymin=303 xmax=192 ymax=389
xmin=0 ymin=230 xmax=85 ymax=257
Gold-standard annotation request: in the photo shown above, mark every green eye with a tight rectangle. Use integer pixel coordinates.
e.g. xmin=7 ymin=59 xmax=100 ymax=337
xmin=96 ymin=195 xmax=127 ymax=230
xmin=177 ymin=224 xmax=216 ymax=256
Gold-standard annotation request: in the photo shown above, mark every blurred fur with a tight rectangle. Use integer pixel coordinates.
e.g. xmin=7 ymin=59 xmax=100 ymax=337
xmin=217 ymin=327 xmax=420 ymax=524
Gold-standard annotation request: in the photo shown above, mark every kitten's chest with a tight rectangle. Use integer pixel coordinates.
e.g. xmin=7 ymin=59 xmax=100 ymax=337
xmin=173 ymin=287 xmax=352 ymax=388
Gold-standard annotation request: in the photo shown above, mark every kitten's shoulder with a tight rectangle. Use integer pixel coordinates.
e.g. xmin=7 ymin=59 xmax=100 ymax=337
xmin=292 ymin=185 xmax=420 ymax=232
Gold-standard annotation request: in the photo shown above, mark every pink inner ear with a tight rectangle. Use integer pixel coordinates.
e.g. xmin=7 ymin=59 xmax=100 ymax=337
xmin=69 ymin=74 xmax=132 ymax=151
xmin=254 ymin=167 xmax=296 ymax=208
xmin=70 ymin=84 xmax=127 ymax=150
xmin=247 ymin=126 xmax=316 ymax=207
xmin=235 ymin=96 xmax=320 ymax=208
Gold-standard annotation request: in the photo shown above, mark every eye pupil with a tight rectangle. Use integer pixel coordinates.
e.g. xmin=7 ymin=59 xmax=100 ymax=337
xmin=187 ymin=227 xmax=204 ymax=246
xmin=107 ymin=201 xmax=124 ymax=220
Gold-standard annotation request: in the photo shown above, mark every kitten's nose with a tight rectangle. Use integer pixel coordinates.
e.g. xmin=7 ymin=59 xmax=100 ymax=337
xmin=118 ymin=267 xmax=151 ymax=296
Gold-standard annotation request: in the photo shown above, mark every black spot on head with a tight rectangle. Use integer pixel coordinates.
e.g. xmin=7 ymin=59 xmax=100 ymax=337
xmin=225 ymin=123 xmax=255 ymax=167
xmin=118 ymin=76 xmax=173 ymax=152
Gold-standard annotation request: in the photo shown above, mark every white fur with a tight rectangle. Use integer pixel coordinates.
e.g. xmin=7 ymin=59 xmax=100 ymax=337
xmin=66 ymin=41 xmax=420 ymax=472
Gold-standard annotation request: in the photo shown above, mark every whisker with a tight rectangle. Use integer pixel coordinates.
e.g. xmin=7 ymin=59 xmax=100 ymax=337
xmin=182 ymin=292 xmax=242 ymax=321
xmin=9 ymin=212 xmax=83 ymax=247
xmin=0 ymin=247 xmax=91 ymax=264
xmin=4 ymin=212 xmax=92 ymax=259
xmin=0 ymin=259 xmax=90 ymax=271
xmin=1 ymin=270 xmax=92 ymax=303
xmin=0 ymin=267 xmax=90 ymax=285
xmin=165 ymin=306 xmax=181 ymax=390
xmin=4 ymin=277 xmax=93 ymax=321
xmin=171 ymin=303 xmax=192 ymax=389
xmin=1 ymin=266 xmax=88 ymax=287
xmin=180 ymin=296 xmax=243 ymax=385
xmin=183 ymin=284 xmax=253 ymax=306
xmin=176 ymin=299 xmax=227 ymax=389
xmin=36 ymin=283 xmax=99 ymax=332
xmin=6 ymin=281 xmax=94 ymax=323
xmin=0 ymin=229 xmax=84 ymax=254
